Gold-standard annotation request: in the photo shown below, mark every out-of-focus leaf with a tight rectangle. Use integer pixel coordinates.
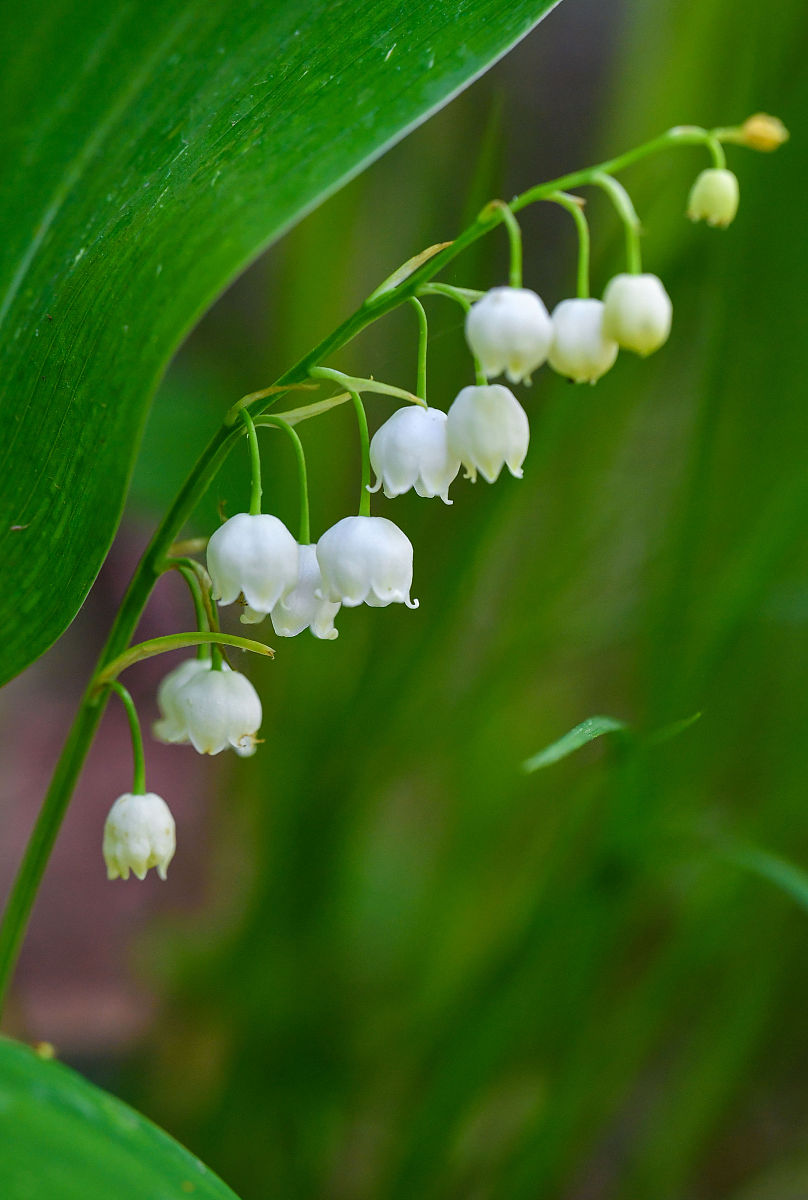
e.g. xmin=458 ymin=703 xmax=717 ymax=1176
xmin=719 ymin=842 xmax=808 ymax=915
xmin=0 ymin=0 xmax=562 ymax=688
xmin=0 ymin=1038 xmax=240 ymax=1199
xmin=522 ymin=715 xmax=629 ymax=772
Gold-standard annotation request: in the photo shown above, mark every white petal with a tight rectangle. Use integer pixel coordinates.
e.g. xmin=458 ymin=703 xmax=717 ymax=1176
xmin=446 ymin=385 xmax=530 ymax=484
xmin=465 ymin=287 xmax=553 ymax=383
xmin=317 ymin=516 xmax=417 ymax=609
xmin=103 ymin=792 xmax=176 ymax=883
xmin=602 ymin=273 xmax=672 ymax=356
xmin=548 ymin=298 xmax=618 ymax=383
xmin=207 ymin=513 xmax=299 ymax=613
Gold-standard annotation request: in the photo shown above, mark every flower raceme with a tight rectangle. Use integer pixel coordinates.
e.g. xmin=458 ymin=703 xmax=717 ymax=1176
xmin=103 ymin=792 xmax=176 ymax=882
xmin=446 ymin=385 xmax=529 ymax=484
xmin=207 ymin=512 xmax=299 ymax=622
xmin=317 ymin=516 xmax=418 ymax=609
xmin=465 ymin=287 xmax=553 ymax=384
xmin=369 ymin=406 xmax=460 ymax=504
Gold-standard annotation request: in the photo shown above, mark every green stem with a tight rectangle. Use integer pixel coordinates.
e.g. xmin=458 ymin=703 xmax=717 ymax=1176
xmin=309 ymin=366 xmax=423 ymax=406
xmin=591 ymin=172 xmax=642 ymax=274
xmin=487 ymin=202 xmax=523 ymax=288
xmin=259 ymin=417 xmax=311 ymax=544
xmin=241 ymin=408 xmax=263 ymax=515
xmin=417 ymin=284 xmax=487 ymax=385
xmin=349 ymin=390 xmax=372 ymax=517
xmin=0 ymin=118 xmax=747 ymax=1014
xmin=108 ymin=681 xmax=146 ymax=795
xmin=706 ymin=136 xmax=727 ymax=169
xmin=92 ymin=631 xmax=273 ymax=692
xmin=410 ymin=297 xmax=428 ymax=401
xmin=165 ymin=559 xmax=211 ymax=655
xmin=547 ymin=192 xmax=591 ymax=298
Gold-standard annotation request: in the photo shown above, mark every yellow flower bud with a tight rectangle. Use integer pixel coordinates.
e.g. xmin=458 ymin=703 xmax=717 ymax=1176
xmin=739 ymin=113 xmax=789 ymax=152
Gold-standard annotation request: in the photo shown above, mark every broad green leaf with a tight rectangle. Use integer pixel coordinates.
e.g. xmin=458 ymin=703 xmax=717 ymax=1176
xmin=0 ymin=0 xmax=561 ymax=688
xmin=522 ymin=715 xmax=629 ymax=773
xmin=0 ymin=1037 xmax=239 ymax=1198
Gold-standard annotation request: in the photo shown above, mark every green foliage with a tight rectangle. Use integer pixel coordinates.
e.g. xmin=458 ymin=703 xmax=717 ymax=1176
xmin=0 ymin=1038 xmax=239 ymax=1199
xmin=0 ymin=0 xmax=558 ymax=688
xmin=522 ymin=715 xmax=629 ymax=771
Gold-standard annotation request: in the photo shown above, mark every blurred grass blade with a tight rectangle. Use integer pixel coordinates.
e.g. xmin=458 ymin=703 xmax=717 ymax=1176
xmin=0 ymin=1038 xmax=240 ymax=1199
xmin=719 ymin=842 xmax=808 ymax=914
xmin=646 ymin=711 xmax=702 ymax=746
xmin=522 ymin=715 xmax=629 ymax=772
xmin=0 ymin=0 xmax=561 ymax=688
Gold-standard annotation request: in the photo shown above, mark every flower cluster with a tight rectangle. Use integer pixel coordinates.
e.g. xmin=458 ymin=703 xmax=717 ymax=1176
xmin=100 ymin=122 xmax=784 ymax=883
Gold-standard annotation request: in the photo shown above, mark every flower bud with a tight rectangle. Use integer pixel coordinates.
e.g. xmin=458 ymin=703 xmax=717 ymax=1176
xmin=465 ymin=287 xmax=553 ymax=383
xmin=739 ymin=113 xmax=789 ymax=152
xmin=369 ymin=406 xmax=460 ymax=504
xmin=602 ymin=273 xmax=672 ymax=357
xmin=153 ymin=657 xmax=212 ymax=744
xmin=103 ymin=792 xmax=176 ymax=882
xmin=176 ymin=667 xmax=262 ymax=756
xmin=686 ymin=168 xmax=739 ymax=227
xmin=548 ymin=299 xmax=618 ymax=384
xmin=267 ymin=543 xmax=340 ymax=640
xmin=317 ymin=516 xmax=418 ymax=609
xmin=446 ymin=385 xmax=529 ymax=484
xmin=207 ymin=513 xmax=299 ymax=619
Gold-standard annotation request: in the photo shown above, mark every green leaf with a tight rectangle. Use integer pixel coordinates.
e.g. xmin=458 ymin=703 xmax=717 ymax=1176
xmin=0 ymin=0 xmax=560 ymax=689
xmin=522 ymin=715 xmax=630 ymax=773
xmin=0 ymin=1037 xmax=240 ymax=1198
xmin=718 ymin=842 xmax=808 ymax=915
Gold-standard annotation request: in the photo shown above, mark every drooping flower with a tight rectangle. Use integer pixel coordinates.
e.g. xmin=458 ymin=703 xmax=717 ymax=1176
xmin=602 ymin=273 xmax=673 ymax=356
xmin=548 ymin=298 xmax=619 ymax=384
xmin=153 ymin=657 xmax=212 ymax=745
xmin=103 ymin=792 xmax=176 ymax=882
xmin=369 ymin=406 xmax=460 ymax=504
xmin=263 ymin=543 xmax=340 ymax=639
xmin=446 ymin=384 xmax=529 ymax=483
xmin=465 ymin=287 xmax=553 ymax=383
xmin=686 ymin=168 xmax=740 ymax=227
xmin=207 ymin=513 xmax=299 ymax=621
xmin=176 ymin=667 xmax=262 ymax=756
xmin=317 ymin=516 xmax=418 ymax=609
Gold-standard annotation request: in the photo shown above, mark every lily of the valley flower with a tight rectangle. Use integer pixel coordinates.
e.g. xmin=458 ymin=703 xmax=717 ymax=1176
xmin=317 ymin=516 xmax=418 ymax=609
xmin=446 ymin=384 xmax=529 ymax=483
xmin=207 ymin=512 xmax=299 ymax=621
xmin=369 ymin=406 xmax=460 ymax=504
xmin=267 ymin=543 xmax=340 ymax=640
xmin=548 ymin=298 xmax=619 ymax=383
xmin=686 ymin=168 xmax=740 ymax=227
xmin=176 ymin=667 xmax=263 ymax=756
xmin=103 ymin=792 xmax=176 ymax=882
xmin=602 ymin=273 xmax=673 ymax=356
xmin=153 ymin=657 xmax=212 ymax=744
xmin=465 ymin=287 xmax=553 ymax=383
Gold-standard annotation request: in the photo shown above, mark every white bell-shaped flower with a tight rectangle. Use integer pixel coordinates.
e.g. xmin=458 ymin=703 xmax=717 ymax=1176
xmin=153 ymin=657 xmax=212 ymax=744
xmin=103 ymin=792 xmax=176 ymax=882
xmin=602 ymin=273 xmax=673 ymax=356
xmin=369 ymin=406 xmax=460 ymax=504
xmin=266 ymin=543 xmax=340 ymax=639
xmin=686 ymin=168 xmax=739 ymax=227
xmin=317 ymin=516 xmax=418 ymax=609
xmin=548 ymin=298 xmax=619 ymax=384
xmin=207 ymin=513 xmax=299 ymax=619
xmin=465 ymin=287 xmax=553 ymax=383
xmin=176 ymin=667 xmax=262 ymax=756
xmin=446 ymin=384 xmax=529 ymax=484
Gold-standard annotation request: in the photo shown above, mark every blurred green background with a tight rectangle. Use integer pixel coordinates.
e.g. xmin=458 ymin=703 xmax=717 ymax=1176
xmin=4 ymin=0 xmax=808 ymax=1196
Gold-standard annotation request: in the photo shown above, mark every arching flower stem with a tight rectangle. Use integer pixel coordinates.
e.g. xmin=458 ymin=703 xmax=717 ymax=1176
xmin=546 ymin=192 xmax=591 ymax=299
xmin=349 ymin=390 xmax=372 ymax=517
xmin=108 ymin=680 xmax=147 ymax=796
xmin=410 ymin=297 xmax=429 ymax=402
xmin=417 ymin=284 xmax=487 ymax=386
xmin=254 ymin=416 xmax=311 ymax=545
xmin=590 ymin=172 xmax=642 ymax=275
xmin=241 ymin=408 xmax=263 ymax=516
